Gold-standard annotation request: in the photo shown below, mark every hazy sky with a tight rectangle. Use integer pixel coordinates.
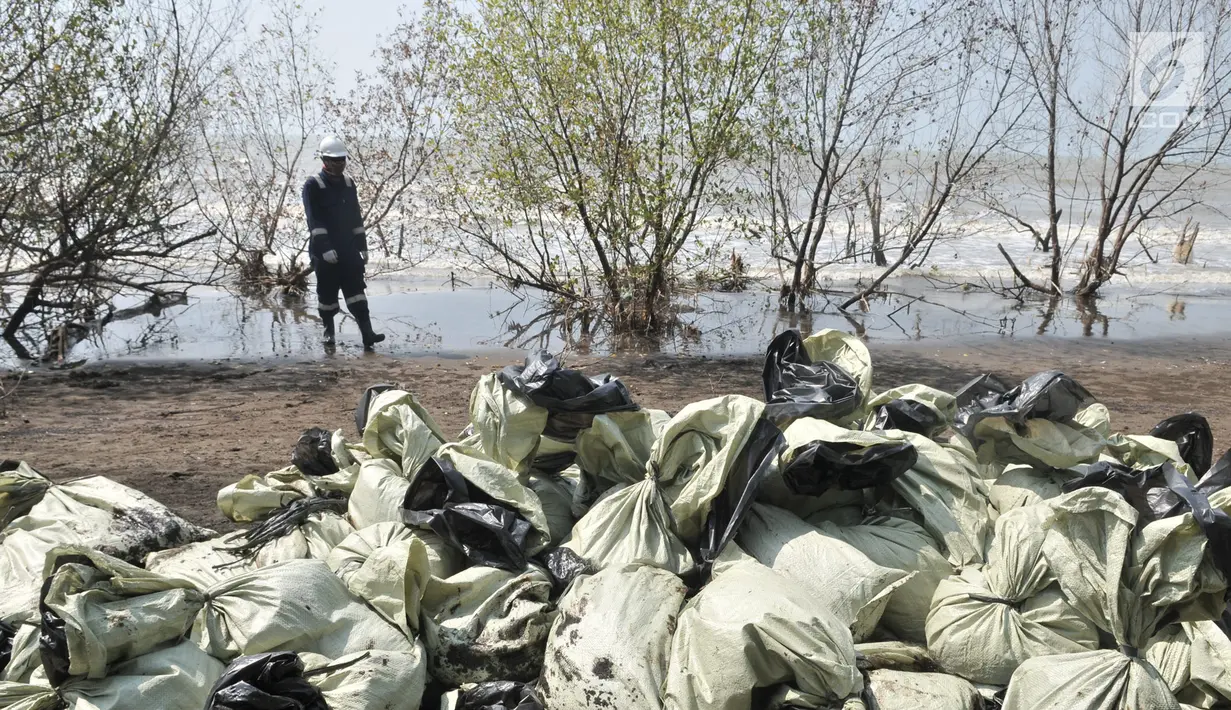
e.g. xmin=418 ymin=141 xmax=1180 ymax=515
xmin=251 ymin=0 xmax=423 ymax=93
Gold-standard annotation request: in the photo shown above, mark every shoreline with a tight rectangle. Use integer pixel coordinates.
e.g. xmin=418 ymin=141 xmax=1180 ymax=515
xmin=4 ymin=336 xmax=1230 ymax=531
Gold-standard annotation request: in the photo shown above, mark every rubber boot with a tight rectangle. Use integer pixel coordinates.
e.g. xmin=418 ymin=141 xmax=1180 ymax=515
xmin=319 ymin=310 xmax=336 ymax=346
xmin=349 ymin=301 xmax=385 ymax=351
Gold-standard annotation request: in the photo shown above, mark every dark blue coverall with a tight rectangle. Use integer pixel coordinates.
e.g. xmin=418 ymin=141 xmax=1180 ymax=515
xmin=302 ymin=170 xmax=383 ymax=348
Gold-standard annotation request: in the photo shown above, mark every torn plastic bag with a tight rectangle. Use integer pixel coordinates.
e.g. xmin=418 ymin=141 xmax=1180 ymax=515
xmin=499 ymin=351 xmax=638 ymax=441
xmin=662 ymin=548 xmax=864 ymax=710
xmin=782 ymin=438 xmax=917 ymax=495
xmin=926 ymin=506 xmax=1099 ymax=685
xmin=815 ymin=516 xmax=952 ymax=643
xmin=802 ymin=329 xmax=874 ymax=408
xmin=865 ymin=670 xmax=982 ymax=710
xmin=989 ymin=465 xmax=1082 ymax=514
xmin=402 ymin=450 xmax=550 ymax=571
xmin=762 ymin=330 xmax=862 ymax=425
xmin=204 ymin=651 xmax=327 ymax=710
xmin=649 ymin=395 xmax=768 ymax=543
xmin=739 ymin=504 xmax=910 ymax=641
xmin=38 ymin=546 xmax=205 ymax=685
xmin=220 ymin=496 xmax=354 ymax=568
xmin=575 ymin=409 xmax=671 ymax=488
xmin=300 ymin=646 xmax=428 ymax=710
xmin=0 ymin=463 xmax=51 ymax=529
xmin=756 ymin=420 xmax=893 ymax=522
xmin=1002 ymin=487 xmax=1231 ymax=710
xmin=957 ymin=372 xmax=1105 ymax=469
xmin=419 ymin=565 xmax=556 ymax=685
xmin=537 ymin=548 xmax=592 ymax=593
xmin=292 ymin=428 xmax=342 ymax=478
xmin=421 ymin=443 xmax=551 ymax=545
xmin=347 ymin=459 xmax=409 ymax=529
xmin=1061 ymin=461 xmax=1231 ymax=576
xmin=956 ymin=371 xmax=1095 ymax=436
xmin=539 ymin=564 xmax=687 ymax=710
xmin=1151 ymin=413 xmax=1214 ymax=475
xmin=287 ymin=428 xmax=366 ymax=494
xmin=195 ymin=559 xmax=415 ymax=662
xmin=696 ymin=416 xmax=786 ymax=574
xmin=443 ymin=682 xmax=543 ymax=710
xmin=362 ymin=390 xmax=447 ymax=478
xmin=558 ymin=477 xmax=695 ymax=582
xmin=470 ymin=373 xmax=549 ymax=474
xmin=4 ymin=475 xmax=212 ymax=567
xmin=864 ymin=385 xmax=957 ymax=437
xmin=326 ymin=524 xmax=438 ymax=638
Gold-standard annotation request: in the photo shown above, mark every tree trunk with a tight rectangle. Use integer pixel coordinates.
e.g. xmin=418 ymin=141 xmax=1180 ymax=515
xmin=864 ymin=179 xmax=887 ymax=266
xmin=1045 ymin=81 xmax=1061 ymax=291
xmin=2 ymin=276 xmax=47 ymax=342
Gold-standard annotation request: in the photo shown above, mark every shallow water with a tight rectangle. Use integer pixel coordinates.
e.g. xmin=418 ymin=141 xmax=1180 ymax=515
xmin=5 ymin=274 xmax=1229 ymax=367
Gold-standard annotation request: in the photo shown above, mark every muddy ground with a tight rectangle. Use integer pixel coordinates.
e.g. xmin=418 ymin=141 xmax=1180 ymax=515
xmin=3 ymin=336 xmax=1229 ymax=532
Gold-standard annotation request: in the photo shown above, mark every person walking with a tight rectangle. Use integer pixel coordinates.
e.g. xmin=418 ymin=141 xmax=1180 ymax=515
xmin=302 ymin=134 xmax=385 ymax=350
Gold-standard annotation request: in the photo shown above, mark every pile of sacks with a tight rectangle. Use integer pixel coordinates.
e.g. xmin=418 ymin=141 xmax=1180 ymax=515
xmin=2 ymin=328 xmax=1230 ymax=710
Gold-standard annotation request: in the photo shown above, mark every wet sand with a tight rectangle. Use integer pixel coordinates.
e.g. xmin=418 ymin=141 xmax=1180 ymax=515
xmin=3 ymin=335 xmax=1230 ymax=531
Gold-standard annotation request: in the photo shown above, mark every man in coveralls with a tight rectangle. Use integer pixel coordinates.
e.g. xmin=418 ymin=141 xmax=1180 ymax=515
xmin=302 ymin=134 xmax=385 ymax=350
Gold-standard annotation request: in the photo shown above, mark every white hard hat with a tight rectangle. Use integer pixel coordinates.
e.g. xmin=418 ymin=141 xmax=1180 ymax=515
xmin=318 ymin=134 xmax=348 ymax=159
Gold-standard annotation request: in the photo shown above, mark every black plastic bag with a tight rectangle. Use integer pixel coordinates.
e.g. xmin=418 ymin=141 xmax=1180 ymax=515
xmin=698 ymin=417 xmax=787 ymax=577
xmin=1150 ymin=413 xmax=1214 ymax=476
xmin=499 ymin=351 xmax=638 ymax=440
xmin=355 ymin=383 xmax=396 ymax=434
xmin=0 ymin=619 xmax=15 ymax=677
xmin=291 ymin=428 xmax=340 ymax=478
xmin=204 ymin=652 xmax=329 ymax=710
xmin=1199 ymin=448 xmax=1231 ymax=494
xmin=456 ymin=681 xmax=544 ymax=710
xmin=538 ymin=546 xmax=593 ymax=592
xmin=955 ymin=370 xmax=1095 ymax=439
xmin=762 ymin=330 xmax=862 ymax=424
xmin=531 ymin=449 xmax=578 ymax=476
xmin=38 ymin=552 xmax=95 ymax=687
xmin=783 ymin=440 xmax=918 ymax=495
xmin=1064 ymin=461 xmax=1231 ymax=577
xmin=403 ymin=457 xmax=534 ymax=571
xmin=869 ymin=399 xmax=945 ymax=437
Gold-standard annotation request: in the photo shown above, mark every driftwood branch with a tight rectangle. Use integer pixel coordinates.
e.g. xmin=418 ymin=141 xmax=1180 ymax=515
xmin=997 ymin=243 xmax=1057 ymax=295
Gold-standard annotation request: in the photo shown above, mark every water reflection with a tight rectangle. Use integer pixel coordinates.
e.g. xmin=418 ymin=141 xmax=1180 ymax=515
xmin=4 ymin=280 xmax=1231 ymax=366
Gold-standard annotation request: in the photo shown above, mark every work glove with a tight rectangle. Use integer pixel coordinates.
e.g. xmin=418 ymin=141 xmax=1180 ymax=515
xmin=322 ymin=250 xmax=338 ymax=264
xmin=360 ymin=251 xmax=368 ymax=265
